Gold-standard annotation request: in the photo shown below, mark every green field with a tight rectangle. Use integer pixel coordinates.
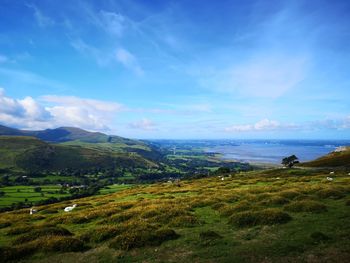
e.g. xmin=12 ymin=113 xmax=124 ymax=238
xmin=0 ymin=167 xmax=349 ymax=262
xmin=0 ymin=185 xmax=70 ymax=207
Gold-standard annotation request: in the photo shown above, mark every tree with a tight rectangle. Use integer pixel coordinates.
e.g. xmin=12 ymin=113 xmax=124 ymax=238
xmin=282 ymin=155 xmax=299 ymax=168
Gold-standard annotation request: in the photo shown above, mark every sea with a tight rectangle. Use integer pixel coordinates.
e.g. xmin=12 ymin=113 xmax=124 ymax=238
xmin=205 ymin=140 xmax=350 ymax=164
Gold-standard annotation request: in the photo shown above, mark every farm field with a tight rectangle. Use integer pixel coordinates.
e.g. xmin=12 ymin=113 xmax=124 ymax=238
xmin=0 ymin=185 xmax=70 ymax=208
xmin=0 ymin=168 xmax=349 ymax=262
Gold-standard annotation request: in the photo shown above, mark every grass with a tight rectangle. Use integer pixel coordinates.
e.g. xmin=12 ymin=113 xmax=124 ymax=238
xmin=0 ymin=168 xmax=349 ymax=262
xmin=98 ymin=184 xmax=133 ymax=195
xmin=0 ymin=185 xmax=70 ymax=207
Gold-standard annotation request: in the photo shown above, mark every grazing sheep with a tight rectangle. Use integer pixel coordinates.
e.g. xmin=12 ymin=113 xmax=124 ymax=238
xmin=64 ymin=204 xmax=77 ymax=212
xmin=29 ymin=208 xmax=37 ymax=215
xmin=329 ymin=171 xmax=335 ymax=175
xmin=221 ymin=177 xmax=225 ymax=181
xmin=326 ymin=177 xmax=333 ymax=181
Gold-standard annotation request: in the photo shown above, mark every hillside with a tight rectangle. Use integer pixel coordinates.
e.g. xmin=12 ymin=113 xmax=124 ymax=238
xmin=0 ymin=136 xmax=157 ymax=172
xmin=0 ymin=124 xmax=163 ymax=162
xmin=0 ymin=168 xmax=349 ymax=262
xmin=301 ymin=147 xmax=350 ymax=168
xmin=0 ymin=125 xmax=143 ymax=144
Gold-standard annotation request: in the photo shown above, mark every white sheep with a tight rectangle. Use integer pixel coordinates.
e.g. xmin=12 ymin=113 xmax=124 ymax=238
xmin=29 ymin=208 xmax=37 ymax=215
xmin=326 ymin=177 xmax=333 ymax=181
xmin=221 ymin=177 xmax=225 ymax=181
xmin=329 ymin=171 xmax=335 ymax=175
xmin=64 ymin=204 xmax=77 ymax=212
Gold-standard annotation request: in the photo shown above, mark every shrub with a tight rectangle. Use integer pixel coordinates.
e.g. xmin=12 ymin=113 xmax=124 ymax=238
xmin=284 ymin=200 xmax=327 ymax=213
xmin=229 ymin=208 xmax=292 ymax=227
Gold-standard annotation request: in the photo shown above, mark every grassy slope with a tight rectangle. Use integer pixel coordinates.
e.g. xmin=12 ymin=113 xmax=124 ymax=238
xmin=0 ymin=136 xmax=157 ymax=171
xmin=0 ymin=136 xmax=48 ymax=170
xmin=0 ymin=168 xmax=349 ymax=262
xmin=301 ymin=147 xmax=350 ymax=168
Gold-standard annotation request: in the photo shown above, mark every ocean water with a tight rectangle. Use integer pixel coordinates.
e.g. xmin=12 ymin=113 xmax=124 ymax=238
xmin=205 ymin=140 xmax=350 ymax=164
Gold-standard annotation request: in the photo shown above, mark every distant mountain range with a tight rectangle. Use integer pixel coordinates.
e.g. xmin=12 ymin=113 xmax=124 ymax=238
xmin=0 ymin=125 xmax=137 ymax=144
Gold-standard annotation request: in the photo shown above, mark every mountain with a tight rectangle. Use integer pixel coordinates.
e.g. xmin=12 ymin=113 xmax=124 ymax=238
xmin=0 ymin=136 xmax=157 ymax=172
xmin=0 ymin=125 xmax=137 ymax=144
xmin=0 ymin=125 xmax=163 ymax=173
xmin=0 ymin=124 xmax=162 ymax=161
xmin=301 ymin=146 xmax=350 ymax=167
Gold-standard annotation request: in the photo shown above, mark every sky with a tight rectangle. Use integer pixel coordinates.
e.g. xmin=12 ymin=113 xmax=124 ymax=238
xmin=0 ymin=0 xmax=350 ymax=139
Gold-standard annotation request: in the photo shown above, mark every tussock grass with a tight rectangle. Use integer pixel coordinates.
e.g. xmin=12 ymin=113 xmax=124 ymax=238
xmin=0 ymin=221 xmax=11 ymax=229
xmin=1 ymin=236 xmax=86 ymax=262
xmin=1 ymin=167 xmax=350 ymax=262
xmin=6 ymin=225 xmax=33 ymax=236
xmin=109 ymin=227 xmax=178 ymax=250
xmin=317 ymin=188 xmax=346 ymax=199
xmin=279 ymin=189 xmax=302 ymax=199
xmin=310 ymin=231 xmax=331 ymax=243
xmin=12 ymin=226 xmax=72 ymax=245
xmin=168 ymin=215 xmax=200 ymax=227
xmin=199 ymin=230 xmax=222 ymax=246
xmin=260 ymin=195 xmax=290 ymax=206
xmin=80 ymin=226 xmax=120 ymax=243
xmin=284 ymin=200 xmax=327 ymax=213
xmin=229 ymin=208 xmax=292 ymax=227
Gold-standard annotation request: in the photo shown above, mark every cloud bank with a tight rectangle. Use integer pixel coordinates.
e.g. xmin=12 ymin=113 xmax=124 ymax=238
xmin=0 ymin=88 xmax=122 ymax=131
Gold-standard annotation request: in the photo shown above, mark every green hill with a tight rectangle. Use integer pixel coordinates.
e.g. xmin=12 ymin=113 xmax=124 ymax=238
xmin=301 ymin=147 xmax=350 ymax=167
xmin=0 ymin=136 xmax=157 ymax=172
xmin=0 ymin=124 xmax=163 ymax=163
xmin=0 ymin=125 xmax=143 ymax=144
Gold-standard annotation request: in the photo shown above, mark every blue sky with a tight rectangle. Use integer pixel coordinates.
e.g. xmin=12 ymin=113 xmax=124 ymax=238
xmin=0 ymin=0 xmax=349 ymax=139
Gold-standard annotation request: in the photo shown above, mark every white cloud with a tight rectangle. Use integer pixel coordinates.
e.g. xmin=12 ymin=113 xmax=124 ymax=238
xmin=225 ymin=118 xmax=299 ymax=132
xmin=27 ymin=4 xmax=55 ymax=28
xmin=0 ymin=89 xmax=123 ymax=131
xmin=0 ymin=88 xmax=52 ymax=129
xmin=70 ymin=39 xmax=112 ymax=66
xmin=116 ymin=48 xmax=144 ymax=76
xmin=128 ymin=118 xmax=157 ymax=131
xmin=197 ymin=54 xmax=308 ymax=98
